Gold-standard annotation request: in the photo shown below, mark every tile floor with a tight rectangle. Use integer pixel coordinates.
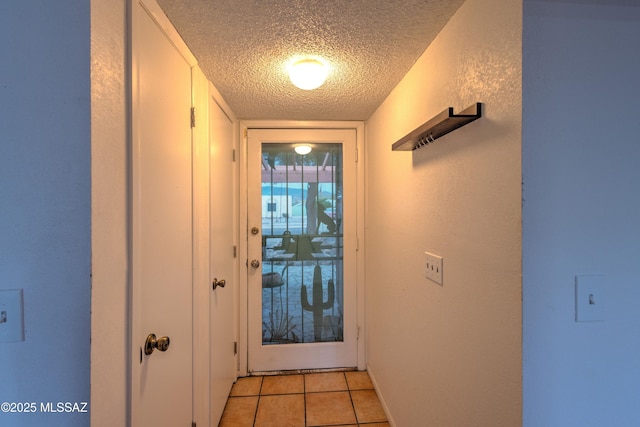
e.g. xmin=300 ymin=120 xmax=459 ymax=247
xmin=219 ymin=371 xmax=390 ymax=427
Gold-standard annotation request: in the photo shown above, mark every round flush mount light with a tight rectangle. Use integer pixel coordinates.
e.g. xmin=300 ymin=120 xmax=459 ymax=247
xmin=288 ymin=58 xmax=329 ymax=90
xmin=294 ymin=144 xmax=312 ymax=155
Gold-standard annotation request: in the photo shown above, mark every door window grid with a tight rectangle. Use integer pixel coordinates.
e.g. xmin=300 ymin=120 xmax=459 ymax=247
xmin=261 ymin=143 xmax=344 ymax=344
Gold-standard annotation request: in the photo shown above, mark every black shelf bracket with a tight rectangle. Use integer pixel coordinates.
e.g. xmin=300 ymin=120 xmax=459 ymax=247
xmin=391 ymin=103 xmax=482 ymax=151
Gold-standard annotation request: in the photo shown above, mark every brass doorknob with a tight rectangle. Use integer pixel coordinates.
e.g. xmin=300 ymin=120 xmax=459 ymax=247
xmin=250 ymin=259 xmax=260 ymax=268
xmin=212 ymin=278 xmax=226 ymax=290
xmin=144 ymin=333 xmax=170 ymax=355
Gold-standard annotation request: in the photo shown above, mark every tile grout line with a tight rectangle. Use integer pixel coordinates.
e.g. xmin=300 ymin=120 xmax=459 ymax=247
xmin=303 ymin=373 xmax=308 ymax=427
xmin=252 ymin=376 xmax=264 ymax=427
xmin=345 ymin=371 xmax=362 ymax=426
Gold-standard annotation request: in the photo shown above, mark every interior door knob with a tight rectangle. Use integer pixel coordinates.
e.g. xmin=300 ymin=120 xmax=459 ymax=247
xmin=212 ymin=278 xmax=226 ymax=290
xmin=250 ymin=259 xmax=260 ymax=268
xmin=144 ymin=333 xmax=171 ymax=355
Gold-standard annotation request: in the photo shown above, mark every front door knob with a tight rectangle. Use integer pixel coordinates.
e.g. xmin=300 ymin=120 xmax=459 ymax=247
xmin=144 ymin=333 xmax=171 ymax=355
xmin=250 ymin=259 xmax=260 ymax=268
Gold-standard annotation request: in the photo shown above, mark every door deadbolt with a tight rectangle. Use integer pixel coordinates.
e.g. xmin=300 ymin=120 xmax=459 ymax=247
xmin=251 ymin=226 xmax=260 ymax=235
xmin=144 ymin=333 xmax=170 ymax=355
xmin=212 ymin=278 xmax=226 ymax=290
xmin=250 ymin=259 xmax=260 ymax=268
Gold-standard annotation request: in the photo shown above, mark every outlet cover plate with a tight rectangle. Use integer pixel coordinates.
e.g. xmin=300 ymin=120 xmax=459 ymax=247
xmin=425 ymin=252 xmax=443 ymax=285
xmin=0 ymin=289 xmax=25 ymax=342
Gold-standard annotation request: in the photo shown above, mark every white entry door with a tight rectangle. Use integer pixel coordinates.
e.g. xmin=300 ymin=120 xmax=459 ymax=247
xmin=247 ymin=129 xmax=358 ymax=372
xmin=131 ymin=1 xmax=194 ymax=425
xmin=209 ymin=95 xmax=237 ymax=422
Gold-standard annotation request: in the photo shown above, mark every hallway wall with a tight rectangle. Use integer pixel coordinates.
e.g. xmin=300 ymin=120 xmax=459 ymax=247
xmin=0 ymin=1 xmax=91 ymax=426
xmin=522 ymin=1 xmax=640 ymax=425
xmin=364 ymin=0 xmax=522 ymax=425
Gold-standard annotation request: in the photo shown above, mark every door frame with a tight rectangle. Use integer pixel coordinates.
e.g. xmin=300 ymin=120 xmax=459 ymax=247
xmin=238 ymin=120 xmax=366 ymax=376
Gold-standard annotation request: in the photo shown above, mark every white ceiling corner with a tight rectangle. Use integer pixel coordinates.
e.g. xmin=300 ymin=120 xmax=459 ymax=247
xmin=156 ymin=0 xmax=465 ymax=120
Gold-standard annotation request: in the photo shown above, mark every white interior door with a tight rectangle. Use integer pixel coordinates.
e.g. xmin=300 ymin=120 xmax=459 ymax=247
xmin=247 ymin=129 xmax=358 ymax=372
xmin=209 ymin=95 xmax=237 ymax=422
xmin=131 ymin=1 xmax=193 ymax=425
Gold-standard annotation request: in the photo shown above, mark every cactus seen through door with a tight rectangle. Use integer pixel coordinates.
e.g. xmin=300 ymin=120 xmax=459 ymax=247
xmin=301 ymin=264 xmax=335 ymax=341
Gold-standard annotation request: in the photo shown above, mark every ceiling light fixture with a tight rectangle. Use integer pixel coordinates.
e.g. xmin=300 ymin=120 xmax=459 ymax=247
xmin=288 ymin=58 xmax=328 ymax=90
xmin=294 ymin=144 xmax=312 ymax=155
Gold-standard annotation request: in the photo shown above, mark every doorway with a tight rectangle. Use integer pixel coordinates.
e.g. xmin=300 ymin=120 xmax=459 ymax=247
xmin=242 ymin=125 xmax=365 ymax=373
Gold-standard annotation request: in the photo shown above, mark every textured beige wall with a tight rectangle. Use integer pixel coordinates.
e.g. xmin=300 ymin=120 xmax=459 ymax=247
xmin=364 ymin=0 xmax=523 ymax=425
xmin=91 ymin=0 xmax=129 ymax=425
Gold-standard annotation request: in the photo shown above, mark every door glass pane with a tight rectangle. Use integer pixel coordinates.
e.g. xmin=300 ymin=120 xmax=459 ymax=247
xmin=261 ymin=143 xmax=343 ymax=345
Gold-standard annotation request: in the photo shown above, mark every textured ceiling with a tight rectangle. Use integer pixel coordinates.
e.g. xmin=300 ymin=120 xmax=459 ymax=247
xmin=156 ymin=0 xmax=465 ymax=120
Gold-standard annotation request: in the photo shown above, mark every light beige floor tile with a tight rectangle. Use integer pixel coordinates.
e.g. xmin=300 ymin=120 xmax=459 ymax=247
xmin=306 ymin=391 xmax=357 ymax=426
xmin=220 ymin=371 xmax=385 ymax=426
xmin=254 ymin=394 xmax=305 ymax=427
xmin=261 ymin=374 xmax=304 ymax=395
xmin=229 ymin=376 xmax=263 ymax=396
xmin=351 ymin=389 xmax=387 ymax=423
xmin=345 ymin=370 xmax=374 ymax=390
xmin=304 ymin=372 xmax=348 ymax=392
xmin=218 ymin=396 xmax=259 ymax=427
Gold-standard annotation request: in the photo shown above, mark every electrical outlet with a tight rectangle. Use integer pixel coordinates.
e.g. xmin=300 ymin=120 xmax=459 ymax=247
xmin=425 ymin=252 xmax=443 ymax=285
xmin=0 ymin=289 xmax=25 ymax=342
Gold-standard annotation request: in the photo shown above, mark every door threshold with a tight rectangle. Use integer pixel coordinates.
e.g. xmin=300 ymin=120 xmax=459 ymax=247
xmin=248 ymin=366 xmax=358 ymax=377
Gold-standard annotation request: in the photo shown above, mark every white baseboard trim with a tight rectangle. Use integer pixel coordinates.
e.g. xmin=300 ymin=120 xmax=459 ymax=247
xmin=366 ymin=364 xmax=396 ymax=427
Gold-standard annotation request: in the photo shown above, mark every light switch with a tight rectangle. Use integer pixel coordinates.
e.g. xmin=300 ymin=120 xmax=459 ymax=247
xmin=0 ymin=289 xmax=25 ymax=342
xmin=575 ymin=275 xmax=604 ymax=322
xmin=425 ymin=252 xmax=443 ymax=285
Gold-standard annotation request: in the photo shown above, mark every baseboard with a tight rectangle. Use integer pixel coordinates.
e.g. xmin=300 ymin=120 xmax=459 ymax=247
xmin=366 ymin=364 xmax=397 ymax=427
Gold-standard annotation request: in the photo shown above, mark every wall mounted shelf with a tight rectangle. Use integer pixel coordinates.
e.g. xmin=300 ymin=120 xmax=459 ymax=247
xmin=391 ymin=103 xmax=482 ymax=151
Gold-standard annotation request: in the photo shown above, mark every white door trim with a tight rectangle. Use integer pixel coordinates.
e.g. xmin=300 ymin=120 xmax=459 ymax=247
xmin=134 ymin=0 xmax=197 ymax=67
xmin=238 ymin=120 xmax=366 ymax=376
xmin=191 ymin=65 xmax=210 ymax=427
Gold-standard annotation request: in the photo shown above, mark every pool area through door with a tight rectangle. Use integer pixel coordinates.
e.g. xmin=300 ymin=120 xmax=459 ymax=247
xmin=247 ymin=129 xmax=358 ymax=372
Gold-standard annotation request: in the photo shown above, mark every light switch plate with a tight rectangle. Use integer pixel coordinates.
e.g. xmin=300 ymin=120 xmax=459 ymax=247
xmin=0 ymin=289 xmax=25 ymax=342
xmin=425 ymin=252 xmax=443 ymax=285
xmin=575 ymin=275 xmax=604 ymax=322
